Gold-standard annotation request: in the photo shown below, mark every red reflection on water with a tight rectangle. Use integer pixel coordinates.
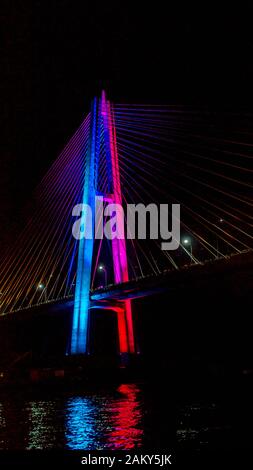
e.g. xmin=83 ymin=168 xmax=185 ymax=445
xmin=107 ymin=384 xmax=143 ymax=449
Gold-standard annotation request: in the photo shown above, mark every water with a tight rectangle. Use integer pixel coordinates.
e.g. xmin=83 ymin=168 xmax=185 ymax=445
xmin=0 ymin=382 xmax=251 ymax=452
xmin=0 ymin=384 xmax=144 ymax=450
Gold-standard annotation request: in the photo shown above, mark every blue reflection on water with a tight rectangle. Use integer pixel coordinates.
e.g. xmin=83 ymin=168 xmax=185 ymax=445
xmin=65 ymin=397 xmax=97 ymax=450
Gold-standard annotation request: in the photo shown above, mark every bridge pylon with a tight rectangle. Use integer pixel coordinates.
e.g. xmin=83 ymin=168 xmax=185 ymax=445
xmin=70 ymin=92 xmax=135 ymax=356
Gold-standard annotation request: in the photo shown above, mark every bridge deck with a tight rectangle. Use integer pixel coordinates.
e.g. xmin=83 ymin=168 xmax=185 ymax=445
xmin=1 ymin=250 xmax=252 ymax=317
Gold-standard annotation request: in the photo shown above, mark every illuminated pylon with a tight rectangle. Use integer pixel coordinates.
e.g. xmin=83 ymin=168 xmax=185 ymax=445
xmin=70 ymin=92 xmax=135 ymax=355
xmin=70 ymin=99 xmax=98 ymax=355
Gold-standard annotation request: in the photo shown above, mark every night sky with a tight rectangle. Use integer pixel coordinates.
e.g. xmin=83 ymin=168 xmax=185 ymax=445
xmin=0 ymin=2 xmax=253 ymax=246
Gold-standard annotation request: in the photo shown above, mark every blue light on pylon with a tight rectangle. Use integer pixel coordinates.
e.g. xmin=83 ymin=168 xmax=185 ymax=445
xmin=70 ymin=99 xmax=98 ymax=354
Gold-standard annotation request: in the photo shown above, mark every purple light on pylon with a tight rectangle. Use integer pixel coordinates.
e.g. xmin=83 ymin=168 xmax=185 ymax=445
xmin=101 ymin=92 xmax=135 ymax=354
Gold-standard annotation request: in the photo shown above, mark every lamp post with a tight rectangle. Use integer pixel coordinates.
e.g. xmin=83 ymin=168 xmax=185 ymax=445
xmin=0 ymin=292 xmax=4 ymax=314
xmin=216 ymin=218 xmax=224 ymax=258
xmin=37 ymin=283 xmax=47 ymax=301
xmin=98 ymin=264 xmax=108 ymax=286
xmin=182 ymin=237 xmax=193 ymax=263
xmin=37 ymin=274 xmax=53 ymax=302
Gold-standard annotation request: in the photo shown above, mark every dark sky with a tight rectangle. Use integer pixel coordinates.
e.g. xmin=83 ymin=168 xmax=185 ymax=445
xmin=0 ymin=1 xmax=253 ymax=244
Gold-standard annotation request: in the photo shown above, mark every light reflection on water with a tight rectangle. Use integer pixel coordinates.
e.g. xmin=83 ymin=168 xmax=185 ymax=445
xmin=0 ymin=385 xmax=234 ymax=450
xmin=0 ymin=384 xmax=144 ymax=450
xmin=65 ymin=384 xmax=143 ymax=450
xmin=27 ymin=401 xmax=61 ymax=450
xmin=106 ymin=384 xmax=144 ymax=449
xmin=65 ymin=396 xmax=98 ymax=449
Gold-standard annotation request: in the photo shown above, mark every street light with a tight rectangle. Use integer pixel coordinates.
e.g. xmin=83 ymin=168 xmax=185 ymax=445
xmin=98 ymin=264 xmax=108 ymax=286
xmin=37 ymin=283 xmax=47 ymax=301
xmin=215 ymin=218 xmax=224 ymax=258
xmin=182 ymin=237 xmax=193 ymax=263
xmin=37 ymin=273 xmax=54 ymax=301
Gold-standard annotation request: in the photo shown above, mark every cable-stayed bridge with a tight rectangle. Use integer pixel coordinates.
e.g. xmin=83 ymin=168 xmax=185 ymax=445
xmin=0 ymin=92 xmax=252 ymax=357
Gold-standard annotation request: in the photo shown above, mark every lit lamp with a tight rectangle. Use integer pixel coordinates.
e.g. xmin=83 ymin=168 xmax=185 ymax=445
xmin=98 ymin=264 xmax=108 ymax=286
xmin=182 ymin=237 xmax=193 ymax=262
xmin=37 ymin=283 xmax=47 ymax=301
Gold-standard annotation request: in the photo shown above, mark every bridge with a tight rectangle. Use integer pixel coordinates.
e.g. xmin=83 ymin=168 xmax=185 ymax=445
xmin=0 ymin=93 xmax=252 ymax=359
